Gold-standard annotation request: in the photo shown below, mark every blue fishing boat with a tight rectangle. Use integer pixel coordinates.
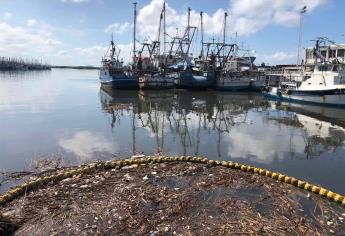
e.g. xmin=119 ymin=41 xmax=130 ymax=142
xmin=171 ymin=9 xmax=218 ymax=89
xmin=99 ymin=38 xmax=139 ymax=89
xmin=175 ymin=66 xmax=216 ymax=89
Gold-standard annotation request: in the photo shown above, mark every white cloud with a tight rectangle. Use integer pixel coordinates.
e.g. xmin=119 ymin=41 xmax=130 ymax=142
xmin=74 ymin=45 xmax=106 ymax=57
xmin=27 ymin=19 xmax=37 ymax=27
xmin=59 ymin=131 xmax=118 ymax=160
xmin=227 ymin=125 xmax=305 ymax=164
xmin=137 ymin=0 xmax=164 ymax=37
xmin=49 ymin=46 xmax=103 ymax=66
xmin=229 ymin=0 xmax=327 ymax=35
xmin=136 ymin=0 xmax=227 ymax=39
xmin=259 ymin=51 xmax=297 ymax=64
xmin=104 ymin=22 xmax=131 ymax=34
xmin=0 ymin=22 xmax=62 ymax=58
xmin=71 ymin=43 xmax=132 ymax=65
xmin=3 ymin=12 xmax=12 ymax=20
xmin=55 ymin=50 xmax=69 ymax=56
xmin=136 ymin=0 xmax=327 ymax=39
xmin=116 ymin=43 xmax=133 ymax=63
xmin=0 ymin=0 xmax=328 ymax=67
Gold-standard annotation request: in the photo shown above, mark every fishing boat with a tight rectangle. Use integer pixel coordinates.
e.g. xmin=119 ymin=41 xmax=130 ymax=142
xmin=134 ymin=2 xmax=174 ymax=90
xmin=172 ymin=8 xmax=218 ymax=89
xmin=174 ymin=54 xmax=216 ymax=89
xmin=175 ymin=63 xmax=216 ymax=89
xmin=99 ymin=38 xmax=139 ymax=89
xmin=217 ymin=56 xmax=265 ymax=91
xmin=139 ymin=71 xmax=174 ymax=89
xmin=263 ymin=38 xmax=345 ymax=106
xmin=206 ymin=12 xmax=265 ymax=92
xmin=133 ymin=40 xmax=175 ymax=89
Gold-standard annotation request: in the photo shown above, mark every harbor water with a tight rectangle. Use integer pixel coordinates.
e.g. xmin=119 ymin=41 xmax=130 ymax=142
xmin=1 ymin=69 xmax=345 ymax=195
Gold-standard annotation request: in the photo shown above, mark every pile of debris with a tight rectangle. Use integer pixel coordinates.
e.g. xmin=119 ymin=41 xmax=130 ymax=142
xmin=1 ymin=161 xmax=345 ymax=235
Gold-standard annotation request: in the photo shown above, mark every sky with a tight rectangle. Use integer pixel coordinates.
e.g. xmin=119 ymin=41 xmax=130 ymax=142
xmin=0 ymin=0 xmax=344 ymax=66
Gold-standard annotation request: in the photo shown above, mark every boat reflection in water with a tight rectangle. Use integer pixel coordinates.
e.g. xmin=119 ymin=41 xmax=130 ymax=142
xmin=99 ymin=86 xmax=267 ymax=157
xmin=99 ymin=86 xmax=345 ymax=164
xmin=269 ymin=101 xmax=345 ymax=158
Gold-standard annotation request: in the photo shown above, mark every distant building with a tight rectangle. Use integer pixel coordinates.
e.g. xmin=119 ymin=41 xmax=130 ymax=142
xmin=304 ymin=44 xmax=345 ymax=65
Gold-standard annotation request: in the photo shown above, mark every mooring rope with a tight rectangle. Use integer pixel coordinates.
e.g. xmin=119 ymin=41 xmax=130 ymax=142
xmin=0 ymin=156 xmax=344 ymax=207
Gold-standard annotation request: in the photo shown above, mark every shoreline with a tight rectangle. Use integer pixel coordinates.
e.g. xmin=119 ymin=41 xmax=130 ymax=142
xmin=52 ymin=66 xmax=100 ymax=70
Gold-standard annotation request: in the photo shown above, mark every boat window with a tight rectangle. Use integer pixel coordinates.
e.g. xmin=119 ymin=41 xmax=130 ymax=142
xmin=338 ymin=49 xmax=345 ymax=57
xmin=305 ymin=49 xmax=314 ymax=59
xmin=105 ymin=72 xmax=107 ymax=75
xmin=319 ymin=65 xmax=330 ymax=71
xmin=319 ymin=83 xmax=323 ymax=85
xmin=308 ymin=83 xmax=311 ymax=85
xmin=321 ymin=50 xmax=327 ymax=58
xmin=330 ymin=50 xmax=337 ymax=58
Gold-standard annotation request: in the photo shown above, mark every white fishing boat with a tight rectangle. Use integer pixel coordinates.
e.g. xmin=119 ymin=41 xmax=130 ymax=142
xmin=264 ymin=38 xmax=345 ymax=106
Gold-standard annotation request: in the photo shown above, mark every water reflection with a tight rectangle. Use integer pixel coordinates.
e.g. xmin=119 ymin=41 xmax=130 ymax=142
xmin=271 ymin=102 xmax=345 ymax=158
xmin=99 ymin=86 xmax=345 ymax=164
xmin=1 ymin=69 xmax=345 ymax=194
xmin=58 ymin=130 xmax=118 ymax=161
xmin=0 ymin=70 xmax=60 ymax=114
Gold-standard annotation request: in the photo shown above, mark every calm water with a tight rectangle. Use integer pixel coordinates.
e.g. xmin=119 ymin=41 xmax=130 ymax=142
xmin=1 ymin=69 xmax=345 ymax=194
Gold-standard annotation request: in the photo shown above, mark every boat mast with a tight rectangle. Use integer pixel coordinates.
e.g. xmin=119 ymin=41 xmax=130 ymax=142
xmin=223 ymin=12 xmax=228 ymax=44
xmin=110 ymin=33 xmax=115 ymax=60
xmin=163 ymin=1 xmax=166 ymax=54
xmin=133 ymin=2 xmax=137 ymax=58
xmin=156 ymin=8 xmax=163 ymax=54
xmin=200 ymin=11 xmax=204 ymax=59
xmin=234 ymin=32 xmax=238 ymax=56
xmin=187 ymin=7 xmax=191 ymax=42
xmin=177 ymin=7 xmax=196 ymax=62
xmin=297 ymin=6 xmax=307 ymax=66
xmin=223 ymin=12 xmax=228 ymax=61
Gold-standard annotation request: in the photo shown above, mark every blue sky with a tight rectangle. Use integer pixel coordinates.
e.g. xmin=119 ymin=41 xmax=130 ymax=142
xmin=0 ymin=0 xmax=344 ymax=66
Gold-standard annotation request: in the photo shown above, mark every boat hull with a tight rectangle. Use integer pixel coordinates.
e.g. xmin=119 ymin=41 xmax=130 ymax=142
xmin=216 ymin=75 xmax=266 ymax=92
xmin=139 ymin=74 xmax=174 ymax=90
xmin=100 ymin=74 xmax=139 ymax=89
xmin=175 ymin=70 xmax=215 ymax=89
xmin=216 ymin=81 xmax=265 ymax=91
xmin=263 ymin=90 xmax=345 ymax=106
